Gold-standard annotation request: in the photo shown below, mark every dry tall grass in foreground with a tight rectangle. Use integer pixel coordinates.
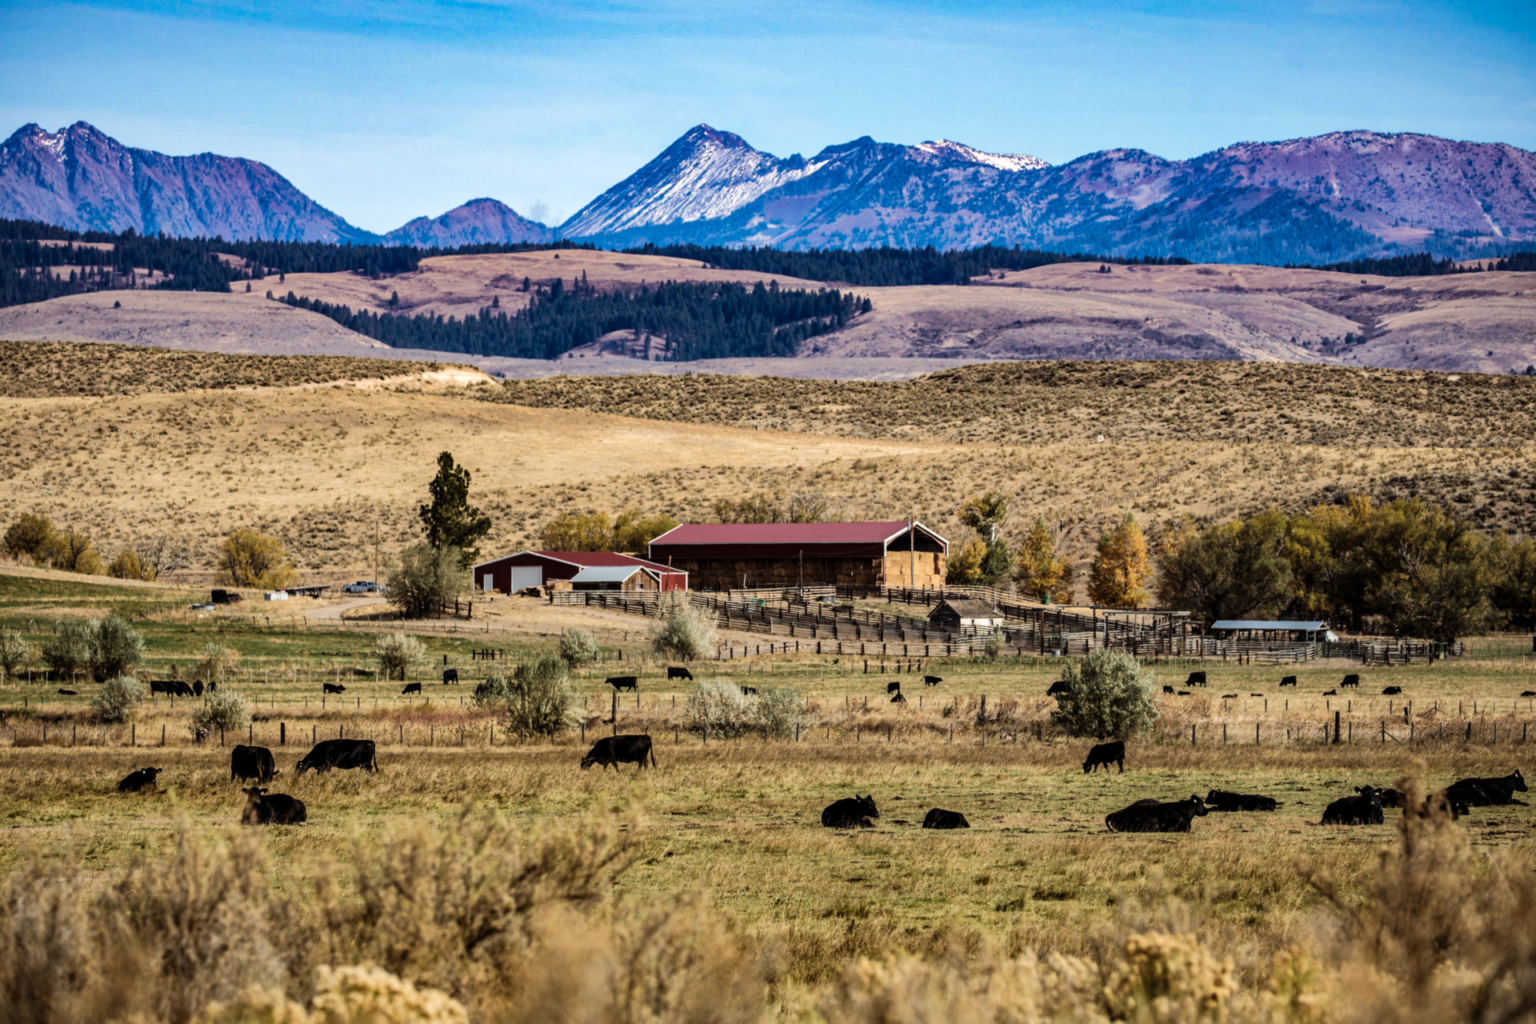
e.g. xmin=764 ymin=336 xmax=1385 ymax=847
xmin=1 ymin=784 xmax=1532 ymax=1023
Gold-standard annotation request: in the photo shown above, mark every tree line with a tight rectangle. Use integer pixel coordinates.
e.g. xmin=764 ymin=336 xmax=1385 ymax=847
xmin=623 ymin=243 xmax=1192 ymax=286
xmin=1289 ymin=250 xmax=1536 ymax=276
xmin=282 ymin=277 xmax=869 ymax=361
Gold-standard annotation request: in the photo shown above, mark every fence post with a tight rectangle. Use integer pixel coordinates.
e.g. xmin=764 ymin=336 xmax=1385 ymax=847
xmin=1191 ymin=724 xmax=1196 ymax=746
xmin=1255 ymin=722 xmax=1260 ymax=746
xmin=1334 ymin=710 xmax=1341 ymax=744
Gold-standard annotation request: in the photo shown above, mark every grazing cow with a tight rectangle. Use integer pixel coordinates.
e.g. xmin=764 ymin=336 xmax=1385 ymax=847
xmin=1521 ymin=691 xmax=1536 ymax=698
xmin=922 ymin=808 xmax=970 ymax=829
xmin=193 ymin=681 xmax=204 ymax=697
xmin=1280 ymin=676 xmax=1298 ymax=688
xmin=1106 ymin=795 xmax=1208 ymax=833
xmin=822 ymin=795 xmax=879 ymax=828
xmin=1186 ymin=671 xmax=1207 ymax=687
xmin=668 ymin=666 xmax=695 ymax=682
xmin=442 ymin=668 xmax=459 ymax=685
xmin=241 ymin=787 xmax=307 ymax=825
xmin=1082 ymin=740 xmax=1125 ymax=774
xmin=886 ymin=681 xmax=902 ymax=695
xmin=923 ymin=675 xmax=942 ymax=687
xmin=1341 ymin=674 xmax=1361 ymax=688
xmin=608 ymin=676 xmax=639 ymax=692
xmin=1322 ymin=689 xmax=1337 ymax=696
xmin=57 ymin=688 xmax=77 ymax=696
xmin=1162 ymin=685 xmax=1175 ymax=695
xmin=740 ymin=685 xmax=757 ymax=696
xmin=1448 ymin=769 xmax=1527 ymax=807
xmin=1047 ymin=680 xmax=1072 ymax=696
xmin=1382 ymin=685 xmax=1402 ymax=695
xmin=118 ymin=767 xmax=162 ymax=793
xmin=1221 ymin=693 xmax=1238 ymax=699
xmin=1177 ymin=690 xmax=1192 ymax=696
xmin=1251 ymin=693 xmax=1264 ymax=697
xmin=207 ymin=681 xmax=217 ymax=693
xmin=323 ymin=683 xmax=346 ymax=694
xmin=1321 ymin=786 xmax=1384 ymax=825
xmin=1205 ymin=789 xmax=1279 ymax=812
xmin=891 ymin=692 xmax=907 ymax=704
xmin=149 ymin=680 xmax=176 ymax=694
xmin=295 ymin=739 xmax=378 ymax=775
xmin=580 ymin=734 xmax=656 ymax=771
xmin=230 ymin=744 xmax=278 ymax=783
xmin=401 ymin=682 xmax=421 ymax=695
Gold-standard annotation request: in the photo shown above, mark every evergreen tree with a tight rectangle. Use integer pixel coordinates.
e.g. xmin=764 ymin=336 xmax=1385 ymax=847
xmin=419 ymin=452 xmax=492 ymax=565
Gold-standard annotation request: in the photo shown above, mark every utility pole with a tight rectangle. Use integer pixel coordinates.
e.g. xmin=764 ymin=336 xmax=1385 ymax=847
xmin=909 ymin=510 xmax=915 ymax=588
xmin=373 ymin=522 xmax=380 ymax=590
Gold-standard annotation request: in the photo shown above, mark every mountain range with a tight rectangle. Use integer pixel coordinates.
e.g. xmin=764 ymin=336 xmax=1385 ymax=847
xmin=4 ymin=120 xmax=1534 ymax=263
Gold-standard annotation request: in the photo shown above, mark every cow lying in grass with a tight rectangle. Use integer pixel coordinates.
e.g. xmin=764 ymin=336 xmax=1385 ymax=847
xmin=822 ymin=795 xmax=878 ymax=828
xmin=241 ymin=787 xmax=306 ymax=825
xmin=1105 ymin=795 xmax=1207 ymax=833
xmin=1205 ymin=789 xmax=1278 ymax=812
xmin=1321 ymin=786 xmax=1384 ymax=825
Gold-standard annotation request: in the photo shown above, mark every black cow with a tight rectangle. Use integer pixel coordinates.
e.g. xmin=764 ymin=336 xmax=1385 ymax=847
xmin=1047 ymin=680 xmax=1072 ymax=696
xmin=1382 ymin=685 xmax=1402 ymax=695
xmin=1280 ymin=676 xmax=1298 ymax=688
xmin=1426 ymin=789 xmax=1470 ymax=820
xmin=401 ymin=682 xmax=421 ymax=695
xmin=1106 ymin=795 xmax=1207 ymax=833
xmin=608 ymin=676 xmax=639 ymax=692
xmin=580 ymin=734 xmax=655 ymax=771
xmin=149 ymin=680 xmax=176 ymax=694
xmin=295 ymin=739 xmax=378 ymax=774
xmin=231 ymin=744 xmax=278 ymax=783
xmin=323 ymin=683 xmax=346 ymax=694
xmin=1177 ymin=690 xmax=1192 ymax=696
xmin=1448 ymin=769 xmax=1527 ymax=807
xmin=886 ymin=681 xmax=901 ymax=695
xmin=667 ymin=666 xmax=695 ymax=682
xmin=822 ymin=795 xmax=879 ymax=828
xmin=118 ymin=767 xmax=162 ymax=793
xmin=1221 ymin=693 xmax=1237 ymax=699
xmin=193 ymin=681 xmax=204 ymax=697
xmin=1251 ymin=693 xmax=1264 ymax=697
xmin=207 ymin=681 xmax=217 ymax=693
xmin=1521 ymin=691 xmax=1536 ymax=698
xmin=442 ymin=668 xmax=459 ymax=685
xmin=922 ymin=808 xmax=970 ymax=829
xmin=1083 ymin=740 xmax=1125 ymax=774
xmin=1321 ymin=786 xmax=1384 ymax=825
xmin=1162 ymin=685 xmax=1175 ymax=695
xmin=923 ymin=675 xmax=942 ymax=686
xmin=1186 ymin=671 xmax=1207 ymax=687
xmin=891 ymin=692 xmax=907 ymax=704
xmin=1341 ymin=674 xmax=1361 ymax=688
xmin=740 ymin=685 xmax=757 ymax=696
xmin=1205 ymin=789 xmax=1278 ymax=812
xmin=57 ymin=688 xmax=77 ymax=696
xmin=1322 ymin=689 xmax=1337 ymax=696
xmin=1376 ymin=788 xmax=1406 ymax=808
xmin=241 ymin=787 xmax=307 ymax=825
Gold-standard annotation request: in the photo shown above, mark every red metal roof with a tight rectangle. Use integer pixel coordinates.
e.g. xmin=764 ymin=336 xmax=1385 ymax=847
xmin=473 ymin=550 xmax=683 ymax=575
xmin=648 ymin=521 xmax=947 ymax=560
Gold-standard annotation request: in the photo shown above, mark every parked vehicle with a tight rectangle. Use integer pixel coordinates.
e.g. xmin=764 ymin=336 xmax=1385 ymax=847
xmin=211 ymin=589 xmax=244 ymax=605
xmin=342 ymin=580 xmax=379 ymax=594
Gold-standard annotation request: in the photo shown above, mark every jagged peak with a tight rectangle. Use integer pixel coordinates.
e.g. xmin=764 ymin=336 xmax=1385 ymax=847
xmin=914 ymin=139 xmax=1049 ymax=172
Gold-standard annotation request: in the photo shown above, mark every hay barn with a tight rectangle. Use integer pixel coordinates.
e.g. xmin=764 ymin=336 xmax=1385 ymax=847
xmin=471 ymin=551 xmax=687 ymax=594
xmin=647 ymin=521 xmax=947 ymax=591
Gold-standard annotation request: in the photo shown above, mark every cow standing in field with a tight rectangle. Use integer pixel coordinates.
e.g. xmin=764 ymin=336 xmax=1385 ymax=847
xmin=118 ymin=767 xmax=162 ymax=793
xmin=1047 ymin=680 xmax=1072 ymax=696
xmin=1448 ymin=769 xmax=1527 ymax=807
xmin=1205 ymin=789 xmax=1278 ymax=812
xmin=241 ymin=787 xmax=307 ymax=825
xmin=323 ymin=683 xmax=346 ymax=694
xmin=1186 ymin=671 xmax=1207 ymax=688
xmin=231 ymin=744 xmax=278 ymax=784
xmin=57 ymin=688 xmax=77 ymax=696
xmin=608 ymin=676 xmax=638 ymax=692
xmin=442 ymin=668 xmax=459 ymax=685
xmin=1082 ymin=741 xmax=1125 ymax=774
xmin=1341 ymin=674 xmax=1361 ymax=688
xmin=580 ymin=734 xmax=655 ymax=771
xmin=668 ymin=667 xmax=694 ymax=682
xmin=1106 ymin=795 xmax=1208 ymax=833
xmin=923 ymin=675 xmax=942 ymax=687
xmin=401 ymin=682 xmax=421 ymax=695
xmin=1162 ymin=685 xmax=1175 ymax=695
xmin=886 ymin=681 xmax=901 ymax=695
xmin=822 ymin=795 xmax=879 ymax=828
xmin=740 ymin=685 xmax=757 ymax=696
xmin=1321 ymin=786 xmax=1384 ymax=825
xmin=1280 ymin=676 xmax=1297 ymax=688
xmin=193 ymin=681 xmax=204 ymax=697
xmin=295 ymin=739 xmax=378 ymax=774
xmin=922 ymin=808 xmax=970 ymax=829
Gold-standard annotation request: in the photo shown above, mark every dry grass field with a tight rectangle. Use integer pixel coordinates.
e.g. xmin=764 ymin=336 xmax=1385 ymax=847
xmin=2 ymin=572 xmax=1535 ymax=1021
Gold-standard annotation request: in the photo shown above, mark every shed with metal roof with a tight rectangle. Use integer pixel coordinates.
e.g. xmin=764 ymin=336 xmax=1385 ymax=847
xmin=1210 ymin=620 xmax=1338 ymax=642
xmin=647 ymin=521 xmax=947 ymax=591
xmin=470 ymin=551 xmax=687 ymax=595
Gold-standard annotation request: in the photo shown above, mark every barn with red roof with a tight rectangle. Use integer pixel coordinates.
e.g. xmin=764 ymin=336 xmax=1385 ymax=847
xmin=647 ymin=521 xmax=947 ymax=590
xmin=471 ymin=551 xmax=687 ymax=594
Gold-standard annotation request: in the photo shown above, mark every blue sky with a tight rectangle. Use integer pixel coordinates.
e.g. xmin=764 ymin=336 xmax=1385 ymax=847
xmin=2 ymin=1 xmax=1532 ymax=233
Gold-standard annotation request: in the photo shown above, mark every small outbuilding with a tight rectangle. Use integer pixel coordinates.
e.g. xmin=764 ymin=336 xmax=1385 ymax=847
xmin=470 ymin=551 xmax=687 ymax=595
xmin=1209 ymin=620 xmax=1338 ymax=643
xmin=927 ymin=598 xmax=1004 ymax=634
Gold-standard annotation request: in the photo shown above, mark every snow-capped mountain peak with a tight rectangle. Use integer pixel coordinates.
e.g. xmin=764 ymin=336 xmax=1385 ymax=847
xmin=913 ymin=139 xmax=1049 ymax=172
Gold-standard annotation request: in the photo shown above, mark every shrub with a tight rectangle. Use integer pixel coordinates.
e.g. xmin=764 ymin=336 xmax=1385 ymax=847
xmin=41 ymin=620 xmax=92 ymax=680
xmin=686 ymin=680 xmax=754 ymax=738
xmin=215 ymin=529 xmax=298 ymax=590
xmin=557 ymin=627 xmax=600 ymax=668
xmin=2 ymin=512 xmax=56 ymax=561
xmin=386 ymin=542 xmax=469 ymax=618
xmin=471 ymin=675 xmax=513 ymax=709
xmin=984 ymin=630 xmax=1006 ymax=659
xmin=195 ymin=644 xmax=240 ymax=684
xmin=192 ymin=689 xmax=250 ymax=739
xmin=89 ymin=615 xmax=144 ymax=681
xmin=92 ymin=676 xmax=145 ymax=724
xmin=754 ymin=686 xmax=814 ymax=739
xmin=0 ymin=629 xmax=29 ymax=682
xmin=648 ymin=592 xmax=717 ymax=661
xmin=1050 ymin=648 xmax=1159 ymax=740
xmin=376 ymin=633 xmax=427 ymax=682
xmin=44 ymin=529 xmax=103 ymax=575
xmin=107 ymin=549 xmax=151 ymax=581
xmin=503 ymin=657 xmax=579 ymax=737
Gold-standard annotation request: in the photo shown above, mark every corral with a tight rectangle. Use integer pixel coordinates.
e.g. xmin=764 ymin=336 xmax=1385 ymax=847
xmin=648 ymin=520 xmax=948 ymax=590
